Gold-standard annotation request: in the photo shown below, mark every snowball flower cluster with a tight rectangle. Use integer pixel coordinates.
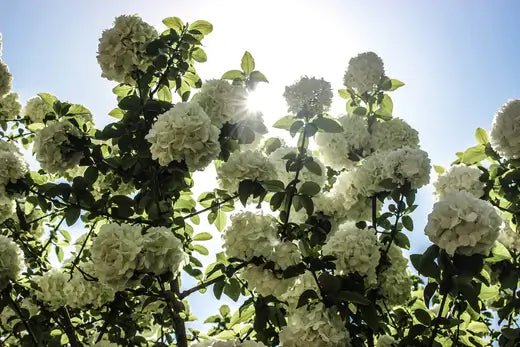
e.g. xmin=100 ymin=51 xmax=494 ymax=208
xmin=376 ymin=335 xmax=398 ymax=347
xmin=191 ymin=340 xmax=266 ymax=347
xmin=322 ymin=222 xmax=381 ymax=287
xmin=23 ymin=96 xmax=52 ymax=124
xmin=433 ymin=164 xmax=484 ymax=200
xmin=344 ymin=51 xmax=385 ymax=94
xmin=0 ymin=193 xmax=15 ymax=223
xmin=0 ymin=235 xmax=23 ymax=288
xmin=490 ymin=99 xmax=520 ymax=159
xmin=316 ymin=114 xmax=370 ymax=170
xmin=138 ymin=226 xmax=188 ymax=275
xmin=270 ymin=242 xmax=302 ymax=270
xmin=280 ymin=271 xmax=319 ymax=308
xmin=191 ymin=79 xmax=250 ymax=128
xmin=385 ymin=147 xmax=431 ymax=189
xmin=34 ymin=120 xmax=85 ymax=173
xmin=269 ymin=146 xmax=326 ymax=187
xmin=497 ymin=220 xmax=520 ymax=252
xmin=146 ymin=102 xmax=221 ymax=170
xmin=425 ymin=191 xmax=501 ymax=256
xmin=34 ymin=269 xmax=69 ymax=307
xmin=91 ymin=223 xmax=143 ymax=288
xmin=279 ymin=303 xmax=350 ymax=347
xmin=370 ymin=118 xmax=419 ymax=153
xmin=240 ymin=264 xmax=295 ymax=298
xmin=378 ymin=245 xmax=412 ymax=307
xmin=0 ymin=61 xmax=11 ymax=97
xmin=0 ymin=140 xmax=28 ymax=188
xmin=97 ymin=15 xmax=158 ymax=83
xmin=0 ymin=92 xmax=21 ymax=121
xmin=223 ymin=212 xmax=278 ymax=260
xmin=217 ymin=150 xmax=276 ymax=192
xmin=283 ymin=76 xmax=333 ymax=115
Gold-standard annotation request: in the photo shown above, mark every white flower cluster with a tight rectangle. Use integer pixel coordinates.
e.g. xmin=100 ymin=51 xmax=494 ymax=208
xmin=91 ymin=223 xmax=187 ymax=289
xmin=0 ymin=194 xmax=15 ymax=224
xmin=97 ymin=15 xmax=158 ymax=83
xmin=0 ymin=46 xmax=11 ymax=97
xmin=34 ymin=120 xmax=85 ymax=173
xmin=283 ymin=76 xmax=333 ymax=115
xmin=371 ymin=118 xmax=419 ymax=152
xmin=0 ymin=92 xmax=21 ymax=121
xmin=279 ymin=303 xmax=350 ymax=347
xmin=0 ymin=235 xmax=23 ymax=288
xmin=425 ymin=191 xmax=501 ymax=256
xmin=223 ymin=212 xmax=278 ymax=261
xmin=191 ymin=340 xmax=266 ymax=347
xmin=269 ymin=146 xmax=326 ymax=187
xmin=34 ymin=267 xmax=115 ymax=309
xmin=23 ymin=96 xmax=52 ymax=124
xmin=433 ymin=164 xmax=484 ymax=200
xmin=490 ymin=99 xmax=520 ymax=159
xmin=0 ymin=140 xmax=28 ymax=188
xmin=146 ymin=102 xmax=221 ymax=170
xmin=240 ymin=264 xmax=295 ymax=298
xmin=378 ymin=245 xmax=412 ymax=307
xmin=316 ymin=114 xmax=371 ymax=170
xmin=217 ymin=150 xmax=276 ymax=192
xmin=344 ymin=51 xmax=385 ymax=94
xmin=376 ymin=335 xmax=398 ymax=347
xmin=192 ymin=79 xmax=251 ymax=128
xmin=271 ymin=242 xmax=302 ymax=269
xmin=497 ymin=220 xmax=520 ymax=252
xmin=322 ymin=222 xmax=381 ymax=287
xmin=280 ymin=271 xmax=319 ymax=309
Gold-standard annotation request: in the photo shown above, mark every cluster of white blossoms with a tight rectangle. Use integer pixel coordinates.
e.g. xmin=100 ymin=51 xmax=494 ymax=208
xmin=91 ymin=223 xmax=187 ymax=289
xmin=34 ymin=120 xmax=85 ymax=173
xmin=269 ymin=146 xmax=326 ymax=187
xmin=0 ymin=235 xmax=23 ymax=288
xmin=191 ymin=79 xmax=251 ymax=128
xmin=433 ymin=164 xmax=485 ymax=200
xmin=0 ymin=140 xmax=28 ymax=188
xmin=191 ymin=340 xmax=266 ymax=347
xmin=425 ymin=191 xmax=501 ymax=256
xmin=279 ymin=303 xmax=350 ymax=347
xmin=344 ymin=51 xmax=385 ymax=94
xmin=217 ymin=150 xmax=276 ymax=192
xmin=0 ymin=34 xmax=12 ymax=97
xmin=0 ymin=92 xmax=21 ymax=121
xmin=223 ymin=212 xmax=278 ymax=261
xmin=23 ymin=96 xmax=52 ymax=124
xmin=240 ymin=264 xmax=295 ymax=298
xmin=97 ymin=15 xmax=158 ymax=83
xmin=34 ymin=267 xmax=115 ymax=309
xmin=376 ymin=335 xmax=398 ymax=347
xmin=146 ymin=102 xmax=221 ymax=170
xmin=322 ymin=222 xmax=381 ymax=287
xmin=283 ymin=76 xmax=333 ymax=115
xmin=280 ymin=271 xmax=319 ymax=308
xmin=370 ymin=118 xmax=420 ymax=152
xmin=0 ymin=194 xmax=15 ymax=223
xmin=490 ymin=99 xmax=520 ymax=159
xmin=378 ymin=245 xmax=412 ymax=307
xmin=497 ymin=220 xmax=520 ymax=252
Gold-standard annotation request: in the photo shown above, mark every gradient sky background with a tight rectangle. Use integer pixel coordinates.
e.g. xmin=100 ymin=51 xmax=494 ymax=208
xmin=1 ymin=0 xmax=520 ymax=332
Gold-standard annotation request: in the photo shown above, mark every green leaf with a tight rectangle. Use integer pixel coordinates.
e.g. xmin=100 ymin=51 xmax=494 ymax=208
xmin=394 ymin=232 xmax=410 ymax=249
xmin=461 ymin=144 xmax=486 ymax=164
xmin=433 ymin=165 xmax=445 ymax=174
xmin=241 ymin=51 xmax=255 ymax=75
xmin=38 ymin=93 xmax=58 ymax=108
xmin=188 ymin=20 xmax=213 ymax=35
xmin=249 ymin=71 xmax=268 ymax=83
xmin=402 ymin=215 xmax=414 ymax=231
xmin=65 ymin=207 xmax=81 ymax=226
xmin=193 ymin=232 xmax=212 ymax=241
xmin=157 ymin=85 xmax=172 ymax=102
xmin=262 ymin=180 xmax=285 ymax=192
xmin=192 ymin=47 xmax=208 ymax=62
xmin=376 ymin=94 xmax=393 ymax=117
xmin=338 ymin=89 xmax=349 ymax=99
xmin=273 ymin=115 xmax=296 ymax=130
xmin=67 ymin=104 xmax=91 ymax=115
xmin=221 ymin=70 xmax=244 ymax=80
xmin=55 ymin=246 xmax=64 ymax=262
xmin=224 ymin=278 xmax=241 ymax=301
xmin=313 ymin=116 xmax=343 ymax=133
xmin=338 ymin=291 xmax=370 ymax=305
xmin=118 ymin=95 xmax=141 ymax=111
xmin=389 ymin=79 xmax=405 ymax=91
xmin=475 ymin=127 xmax=489 ymax=145
xmin=304 ymin=159 xmax=322 ymax=176
xmin=108 ymin=108 xmax=124 ymax=119
xmin=299 ymin=181 xmax=321 ymax=196
xmin=83 ymin=167 xmax=98 ymax=185
xmin=486 ymin=242 xmax=512 ymax=263
xmin=112 ymin=84 xmax=133 ymax=97
xmin=163 ymin=17 xmax=184 ymax=31
xmin=414 ymin=309 xmax=432 ymax=326
xmin=192 ymin=244 xmax=209 ymax=256
xmin=215 ymin=211 xmax=226 ymax=232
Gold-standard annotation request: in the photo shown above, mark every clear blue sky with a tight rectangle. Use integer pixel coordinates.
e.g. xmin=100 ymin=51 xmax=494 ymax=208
xmin=1 ymin=0 xmax=519 ymax=330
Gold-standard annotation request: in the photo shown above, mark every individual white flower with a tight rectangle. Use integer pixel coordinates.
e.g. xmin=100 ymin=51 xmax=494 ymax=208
xmin=23 ymin=96 xmax=52 ymax=124
xmin=279 ymin=303 xmax=350 ymax=347
xmin=376 ymin=335 xmax=398 ymax=347
xmin=378 ymin=245 xmax=412 ymax=307
xmin=138 ymin=226 xmax=188 ymax=275
xmin=192 ymin=80 xmax=253 ymax=128
xmin=0 ymin=235 xmax=23 ymax=288
xmin=370 ymin=118 xmax=419 ymax=153
xmin=0 ymin=61 xmax=12 ymax=97
xmin=240 ymin=264 xmax=295 ymax=297
xmin=269 ymin=146 xmax=326 ymax=187
xmin=223 ymin=212 xmax=278 ymax=261
xmin=490 ymin=99 xmax=520 ymax=159
xmin=425 ymin=191 xmax=501 ymax=256
xmin=217 ymin=150 xmax=276 ymax=193
xmin=344 ymin=52 xmax=385 ymax=94
xmin=34 ymin=269 xmax=70 ymax=308
xmin=34 ymin=120 xmax=85 ymax=173
xmin=97 ymin=15 xmax=158 ymax=83
xmin=433 ymin=164 xmax=484 ymax=200
xmin=385 ymin=147 xmax=431 ymax=190
xmin=0 ymin=140 xmax=28 ymax=188
xmin=0 ymin=92 xmax=21 ymax=121
xmin=146 ymin=102 xmax=221 ymax=170
xmin=270 ymin=242 xmax=302 ymax=270
xmin=283 ymin=76 xmax=333 ymax=115
xmin=497 ymin=220 xmax=520 ymax=252
xmin=322 ymin=222 xmax=381 ymax=287
xmin=91 ymin=223 xmax=143 ymax=289
xmin=316 ymin=114 xmax=371 ymax=170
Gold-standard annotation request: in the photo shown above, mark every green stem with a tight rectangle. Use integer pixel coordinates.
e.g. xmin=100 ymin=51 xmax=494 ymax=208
xmin=429 ymin=293 xmax=448 ymax=347
xmin=5 ymin=288 xmax=39 ymax=346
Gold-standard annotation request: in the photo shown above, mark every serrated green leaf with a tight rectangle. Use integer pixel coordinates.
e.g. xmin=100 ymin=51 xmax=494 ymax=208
xmin=192 ymin=47 xmax=207 ymax=62
xmin=38 ymin=93 xmax=58 ymax=108
xmin=241 ymin=51 xmax=255 ymax=75
xmin=108 ymin=108 xmax=124 ymax=119
xmin=475 ymin=127 xmax=489 ymax=145
xmin=221 ymin=70 xmax=244 ymax=80
xmin=462 ymin=144 xmax=486 ymax=164
xmin=189 ymin=20 xmax=213 ymax=35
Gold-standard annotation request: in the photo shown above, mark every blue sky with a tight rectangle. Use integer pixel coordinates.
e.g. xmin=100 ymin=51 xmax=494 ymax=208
xmin=1 ymin=0 xmax=520 ymax=331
